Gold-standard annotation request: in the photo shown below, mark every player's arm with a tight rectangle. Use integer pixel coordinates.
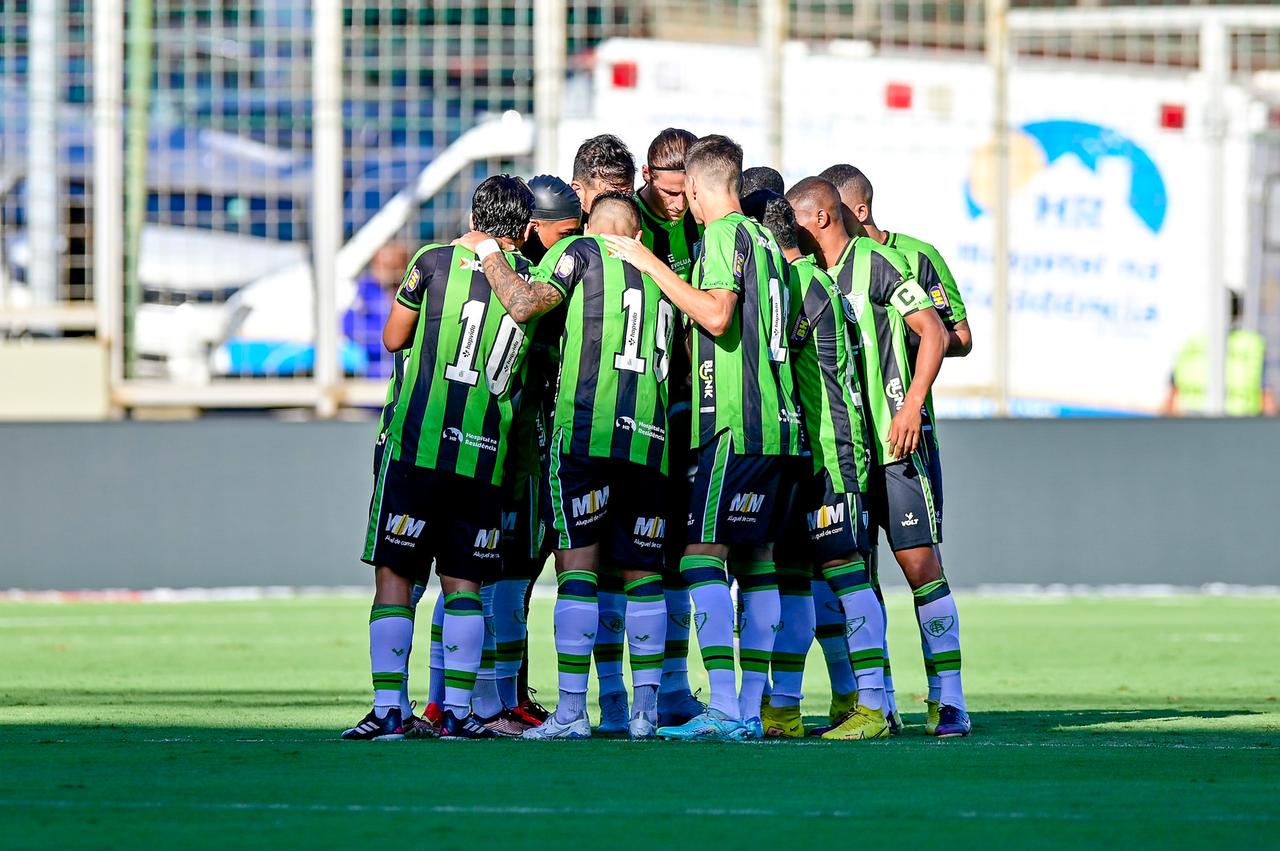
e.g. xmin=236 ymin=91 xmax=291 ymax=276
xmin=383 ymin=254 xmax=428 ymax=351
xmin=455 ymin=230 xmax=564 ymax=323
xmin=925 ymin=246 xmax=972 ymax=358
xmin=947 ymin=319 xmax=973 ymax=358
xmin=876 ymin=265 xmax=946 ymax=459
xmin=603 ymin=234 xmax=737 ymax=337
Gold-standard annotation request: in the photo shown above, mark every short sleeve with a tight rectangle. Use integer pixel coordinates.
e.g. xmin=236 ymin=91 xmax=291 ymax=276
xmin=532 ymin=236 xmax=581 ymax=297
xmin=395 ymin=250 xmax=433 ymax=310
xmin=696 ymin=219 xmax=745 ymax=293
xmin=925 ymin=245 xmax=966 ymax=323
xmin=869 ymin=251 xmax=931 ymax=317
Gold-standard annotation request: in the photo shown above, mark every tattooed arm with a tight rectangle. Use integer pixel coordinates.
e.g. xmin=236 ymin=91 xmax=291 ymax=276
xmin=455 ymin=230 xmax=564 ymax=323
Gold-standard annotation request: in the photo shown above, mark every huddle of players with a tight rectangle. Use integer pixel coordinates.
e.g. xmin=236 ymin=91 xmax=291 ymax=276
xmin=344 ymin=127 xmax=974 ymax=742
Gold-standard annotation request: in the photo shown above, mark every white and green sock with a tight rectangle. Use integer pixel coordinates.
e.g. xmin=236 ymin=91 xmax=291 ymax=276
xmin=554 ymin=570 xmax=598 ymax=723
xmin=441 ymin=591 xmax=485 ymax=719
xmin=915 ymin=578 xmax=965 ymax=710
xmin=473 ymin=583 xmax=502 ymax=718
xmin=736 ymin=561 xmax=780 ymax=721
xmin=770 ymin=568 xmax=814 ymax=708
xmin=870 ymin=556 xmax=898 ymax=715
xmin=680 ymin=554 xmax=738 ymax=719
xmin=369 ymin=603 xmax=414 ymax=718
xmin=492 ymin=578 xmax=529 ymax=708
xmin=824 ymin=560 xmax=886 ymax=711
xmin=812 ymin=579 xmax=856 ymax=695
xmin=428 ymin=592 xmax=444 ymax=706
xmin=625 ymin=576 xmax=666 ymax=718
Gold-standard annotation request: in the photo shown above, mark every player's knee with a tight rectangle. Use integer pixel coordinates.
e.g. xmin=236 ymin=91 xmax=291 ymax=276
xmin=896 ymin=548 xmax=942 ymax=588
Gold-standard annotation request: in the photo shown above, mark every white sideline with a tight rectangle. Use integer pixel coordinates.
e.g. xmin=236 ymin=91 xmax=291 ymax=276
xmin=1 ymin=583 xmax=1277 ymax=603
xmin=0 ymin=798 xmax=1272 ymax=823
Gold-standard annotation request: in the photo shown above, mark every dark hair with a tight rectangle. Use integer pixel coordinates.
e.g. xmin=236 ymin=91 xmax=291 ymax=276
xmin=819 ymin=163 xmax=873 ymax=206
xmin=589 ymin=190 xmax=642 ymax=234
xmin=471 ymin=174 xmax=534 ymax=241
xmin=647 ymin=127 xmax=698 ymax=171
xmin=743 ymin=190 xmax=797 ymax=251
xmin=528 ymin=174 xmax=582 ymax=221
xmin=742 ymin=166 xmax=784 ymax=196
xmin=686 ymin=134 xmax=743 ymax=195
xmin=573 ymin=134 xmax=636 ymax=189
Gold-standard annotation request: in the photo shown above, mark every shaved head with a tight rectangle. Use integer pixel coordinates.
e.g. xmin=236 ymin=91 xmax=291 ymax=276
xmin=819 ymin=163 xmax=873 ymax=207
xmin=786 ymin=176 xmax=841 ymax=219
xmin=786 ymin=177 xmax=846 ymax=265
xmin=586 ymin=190 xmax=641 ymax=237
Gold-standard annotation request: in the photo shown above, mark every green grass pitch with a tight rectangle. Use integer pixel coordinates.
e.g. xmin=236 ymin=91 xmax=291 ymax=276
xmin=1 ymin=593 xmax=1277 ymax=848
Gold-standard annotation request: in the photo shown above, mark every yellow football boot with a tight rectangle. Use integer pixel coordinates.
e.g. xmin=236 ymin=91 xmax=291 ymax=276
xmin=761 ymin=703 xmax=805 ymax=738
xmin=828 ymin=691 xmax=857 ymax=725
xmin=819 ymin=704 xmax=890 ymax=741
xmin=925 ymin=699 xmax=941 ymax=736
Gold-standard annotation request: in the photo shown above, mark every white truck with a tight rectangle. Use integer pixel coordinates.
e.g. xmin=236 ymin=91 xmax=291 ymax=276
xmin=555 ymin=37 xmax=1280 ymax=415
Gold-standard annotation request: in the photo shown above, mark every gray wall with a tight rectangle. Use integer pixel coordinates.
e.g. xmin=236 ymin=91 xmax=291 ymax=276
xmin=1 ymin=419 xmax=1277 ymax=589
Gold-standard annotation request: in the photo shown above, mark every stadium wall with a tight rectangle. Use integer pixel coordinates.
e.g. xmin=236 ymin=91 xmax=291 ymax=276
xmin=1 ymin=419 xmax=1275 ymax=590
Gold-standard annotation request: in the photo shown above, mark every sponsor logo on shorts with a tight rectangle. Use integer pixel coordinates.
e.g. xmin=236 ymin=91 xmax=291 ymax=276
xmin=924 ymin=615 xmax=954 ymax=636
xmin=698 ymin=360 xmax=715 ymax=399
xmin=901 ymin=511 xmax=920 ymax=527
xmin=385 ymin=514 xmax=426 ymax=545
xmin=885 ymin=378 xmax=905 ymax=411
xmin=474 ymin=528 xmax=501 ymax=550
xmin=502 ymin=511 xmax=518 ymax=532
xmin=571 ymin=486 xmax=610 ymax=519
xmin=807 ymin=502 xmax=845 ymax=531
xmin=615 ymin=416 xmax=667 ymax=441
xmin=729 ymin=492 xmax=766 ymax=515
xmin=634 ymin=516 xmax=666 ymax=539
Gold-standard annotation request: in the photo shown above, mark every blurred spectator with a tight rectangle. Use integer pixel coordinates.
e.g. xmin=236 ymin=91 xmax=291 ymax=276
xmin=1161 ymin=291 xmax=1276 ymax=416
xmin=343 ymin=243 xmax=409 ymax=379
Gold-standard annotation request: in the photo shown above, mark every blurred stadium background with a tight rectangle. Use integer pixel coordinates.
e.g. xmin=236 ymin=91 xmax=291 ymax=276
xmin=2 ymin=0 xmax=1279 ymax=588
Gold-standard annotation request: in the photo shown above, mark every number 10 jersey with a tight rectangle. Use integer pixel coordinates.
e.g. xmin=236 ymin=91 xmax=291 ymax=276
xmin=539 ymin=234 xmax=673 ymax=475
xmin=383 ymin=243 xmax=539 ymax=487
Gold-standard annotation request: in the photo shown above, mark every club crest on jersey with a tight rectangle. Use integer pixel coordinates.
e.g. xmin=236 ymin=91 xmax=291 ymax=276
xmin=843 ymin=290 xmax=865 ymax=322
xmin=555 ymin=252 xmax=576 ymax=280
xmin=404 ymin=267 xmax=421 ymax=293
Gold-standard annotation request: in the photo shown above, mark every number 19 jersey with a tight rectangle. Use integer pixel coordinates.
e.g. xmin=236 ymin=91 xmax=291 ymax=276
xmin=540 ymin=235 xmax=673 ymax=474
xmin=690 ymin=211 xmax=801 ymax=456
xmin=383 ymin=243 xmax=539 ymax=487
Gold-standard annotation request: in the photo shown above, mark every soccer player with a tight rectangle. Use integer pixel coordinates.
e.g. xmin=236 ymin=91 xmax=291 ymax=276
xmin=571 ymin=134 xmax=638 ymax=213
xmin=343 ymin=175 xmax=543 ymax=740
xmin=468 ymin=192 xmax=675 ymax=740
xmin=821 ymin=163 xmax=972 ymax=733
xmin=634 ymin=127 xmax=706 ymax=728
xmin=605 ymin=135 xmax=802 ymax=741
xmin=741 ymin=165 xmax=784 ymax=196
xmin=522 ymin=174 xmax=583 ymax=266
xmin=792 ymin=177 xmax=971 ymax=738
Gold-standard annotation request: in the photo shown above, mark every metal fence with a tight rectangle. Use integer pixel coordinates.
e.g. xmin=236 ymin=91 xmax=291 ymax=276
xmin=1 ymin=1 xmax=1278 ymax=415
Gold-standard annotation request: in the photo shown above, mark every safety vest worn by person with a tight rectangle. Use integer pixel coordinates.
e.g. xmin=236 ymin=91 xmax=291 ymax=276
xmin=1172 ymin=330 xmax=1266 ymax=416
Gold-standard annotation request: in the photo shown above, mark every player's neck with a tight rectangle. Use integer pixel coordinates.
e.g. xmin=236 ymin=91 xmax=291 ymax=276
xmin=816 ymin=233 xmax=851 ymax=270
xmin=701 ymin=193 xmax=742 ymax=224
xmin=862 ymin=220 xmax=887 ymax=244
xmin=782 ymin=246 xmax=803 ymax=264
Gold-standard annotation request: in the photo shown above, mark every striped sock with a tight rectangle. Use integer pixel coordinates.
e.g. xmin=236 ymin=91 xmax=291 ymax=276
xmin=492 ymin=578 xmax=529 ymax=708
xmin=736 ymin=561 xmax=780 ymax=721
xmin=554 ymin=570 xmax=598 ymax=723
xmin=594 ymin=589 xmax=627 ymax=699
xmin=680 ymin=554 xmax=738 ymax=719
xmin=428 ymin=592 xmax=444 ymax=706
xmin=660 ymin=579 xmax=692 ymax=695
xmin=870 ymin=558 xmax=898 ymax=715
xmin=441 ymin=591 xmax=484 ymax=718
xmin=812 ymin=579 xmax=856 ymax=695
xmin=369 ymin=603 xmax=414 ymax=717
xmin=625 ymin=576 xmax=666 ymax=699
xmin=397 ymin=584 xmax=428 ymax=716
xmin=915 ymin=578 xmax=965 ymax=711
xmin=472 ymin=584 xmax=502 ymax=718
xmin=824 ymin=559 xmax=886 ymax=710
xmin=769 ymin=568 xmax=814 ymax=709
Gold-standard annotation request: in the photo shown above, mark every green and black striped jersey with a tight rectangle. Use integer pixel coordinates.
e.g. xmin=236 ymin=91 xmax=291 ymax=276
xmin=381 ymin=243 xmax=540 ymax=487
xmin=827 ymin=237 xmax=936 ymax=466
xmin=636 ymin=192 xmax=703 ymax=283
xmin=884 ymin=231 xmax=967 ymax=325
xmin=541 ymin=235 xmax=673 ymax=473
xmin=786 ymin=256 xmax=870 ymax=494
xmin=690 ymin=211 xmax=802 ymax=456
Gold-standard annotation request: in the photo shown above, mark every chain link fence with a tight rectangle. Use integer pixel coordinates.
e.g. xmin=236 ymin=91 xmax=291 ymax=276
xmin=1 ymin=0 xmax=1277 ymax=413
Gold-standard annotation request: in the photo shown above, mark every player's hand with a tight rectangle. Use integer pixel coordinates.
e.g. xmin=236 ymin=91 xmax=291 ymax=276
xmin=887 ymin=404 xmax=922 ymax=461
xmin=601 ymin=235 xmax=661 ymax=275
xmin=453 ymin=230 xmax=492 ymax=250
